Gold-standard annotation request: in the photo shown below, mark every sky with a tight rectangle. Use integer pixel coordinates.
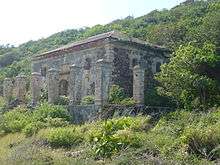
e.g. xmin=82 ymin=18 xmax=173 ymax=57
xmin=0 ymin=0 xmax=185 ymax=46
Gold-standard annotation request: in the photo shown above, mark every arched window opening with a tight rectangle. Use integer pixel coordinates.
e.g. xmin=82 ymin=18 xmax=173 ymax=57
xmin=132 ymin=58 xmax=138 ymax=67
xmin=156 ymin=62 xmax=161 ymax=72
xmin=59 ymin=79 xmax=69 ymax=96
xmin=84 ymin=58 xmax=92 ymax=70
xmin=41 ymin=66 xmax=47 ymax=77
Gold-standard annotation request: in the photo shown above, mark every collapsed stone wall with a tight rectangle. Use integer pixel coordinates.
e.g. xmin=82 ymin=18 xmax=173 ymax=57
xmin=2 ymin=74 xmax=28 ymax=106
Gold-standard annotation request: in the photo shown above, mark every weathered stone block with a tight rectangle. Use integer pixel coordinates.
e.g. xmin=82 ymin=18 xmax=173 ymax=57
xmin=133 ymin=65 xmax=145 ymax=105
xmin=69 ymin=64 xmax=81 ymax=105
xmin=95 ymin=59 xmax=112 ymax=106
xmin=15 ymin=74 xmax=27 ymax=102
xmin=47 ymin=68 xmax=59 ymax=104
xmin=31 ymin=72 xmax=42 ymax=104
xmin=3 ymin=78 xmax=13 ymax=104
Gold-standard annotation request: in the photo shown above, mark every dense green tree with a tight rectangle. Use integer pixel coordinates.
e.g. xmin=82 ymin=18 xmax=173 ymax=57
xmin=156 ymin=43 xmax=220 ymax=110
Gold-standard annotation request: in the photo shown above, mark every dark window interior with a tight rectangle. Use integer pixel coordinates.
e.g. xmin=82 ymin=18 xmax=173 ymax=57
xmin=59 ymin=79 xmax=69 ymax=96
xmin=41 ymin=67 xmax=47 ymax=77
xmin=132 ymin=58 xmax=138 ymax=67
xmin=84 ymin=58 xmax=92 ymax=70
xmin=156 ymin=62 xmax=161 ymax=72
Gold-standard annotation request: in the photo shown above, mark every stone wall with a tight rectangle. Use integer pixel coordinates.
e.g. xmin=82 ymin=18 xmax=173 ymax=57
xmin=31 ymin=72 xmax=42 ymax=104
xmin=100 ymin=105 xmax=174 ymax=120
xmin=68 ymin=105 xmax=99 ymax=124
xmin=68 ymin=104 xmax=174 ymax=124
xmin=15 ymin=75 xmax=27 ymax=102
xmin=32 ymin=45 xmax=106 ymax=101
xmin=3 ymin=78 xmax=13 ymax=104
xmin=112 ymin=47 xmax=133 ymax=97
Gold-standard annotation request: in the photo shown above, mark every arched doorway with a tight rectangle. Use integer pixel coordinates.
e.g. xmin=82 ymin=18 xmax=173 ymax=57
xmin=59 ymin=79 xmax=69 ymax=96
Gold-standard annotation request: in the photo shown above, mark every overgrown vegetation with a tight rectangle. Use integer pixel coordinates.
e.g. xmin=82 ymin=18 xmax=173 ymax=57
xmin=156 ymin=43 xmax=220 ymax=110
xmin=81 ymin=95 xmax=95 ymax=105
xmin=0 ymin=105 xmax=220 ymax=164
xmin=108 ymin=85 xmax=137 ymax=106
xmin=0 ymin=103 xmax=70 ymax=136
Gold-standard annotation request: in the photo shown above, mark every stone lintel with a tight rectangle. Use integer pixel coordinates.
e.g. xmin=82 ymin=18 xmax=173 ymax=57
xmin=48 ymin=68 xmax=59 ymax=73
xmin=32 ymin=72 xmax=41 ymax=76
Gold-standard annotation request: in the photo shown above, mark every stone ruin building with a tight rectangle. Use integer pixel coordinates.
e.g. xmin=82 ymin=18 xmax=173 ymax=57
xmin=3 ymin=31 xmax=170 ymax=122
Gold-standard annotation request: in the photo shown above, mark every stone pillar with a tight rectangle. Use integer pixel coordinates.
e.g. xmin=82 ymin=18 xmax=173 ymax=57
xmin=104 ymin=43 xmax=114 ymax=62
xmin=82 ymin=69 xmax=90 ymax=97
xmin=15 ymin=74 xmax=27 ymax=102
xmin=95 ymin=59 xmax=111 ymax=106
xmin=69 ymin=64 xmax=81 ymax=104
xmin=3 ymin=78 xmax=13 ymax=104
xmin=47 ymin=68 xmax=59 ymax=104
xmin=31 ymin=72 xmax=42 ymax=104
xmin=104 ymin=42 xmax=114 ymax=88
xmin=133 ymin=65 xmax=145 ymax=105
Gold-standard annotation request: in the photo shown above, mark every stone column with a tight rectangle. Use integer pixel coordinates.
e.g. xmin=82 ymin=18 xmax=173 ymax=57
xmin=31 ymin=72 xmax=42 ymax=104
xmin=15 ymin=74 xmax=27 ymax=102
xmin=3 ymin=78 xmax=13 ymax=104
xmin=69 ymin=64 xmax=81 ymax=104
xmin=95 ymin=59 xmax=111 ymax=106
xmin=133 ymin=65 xmax=145 ymax=105
xmin=82 ymin=69 xmax=90 ymax=97
xmin=47 ymin=68 xmax=59 ymax=104
xmin=104 ymin=43 xmax=114 ymax=62
xmin=104 ymin=42 xmax=114 ymax=89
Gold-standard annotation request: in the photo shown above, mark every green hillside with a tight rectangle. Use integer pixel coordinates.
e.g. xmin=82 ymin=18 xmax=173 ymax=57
xmin=0 ymin=0 xmax=219 ymax=83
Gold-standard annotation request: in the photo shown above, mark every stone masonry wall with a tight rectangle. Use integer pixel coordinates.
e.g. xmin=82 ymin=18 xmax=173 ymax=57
xmin=32 ymin=45 xmax=106 ymax=101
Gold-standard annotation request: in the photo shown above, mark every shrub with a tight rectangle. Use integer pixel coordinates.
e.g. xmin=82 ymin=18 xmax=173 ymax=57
xmin=45 ymin=117 xmax=69 ymax=127
xmin=33 ymin=103 xmax=70 ymax=122
xmin=145 ymin=87 xmax=175 ymax=107
xmin=23 ymin=117 xmax=69 ymax=137
xmin=1 ymin=107 xmax=31 ymax=133
xmin=0 ymin=103 xmax=71 ymax=135
xmin=0 ymin=96 xmax=7 ymax=114
xmin=23 ymin=121 xmax=46 ymax=137
xmin=81 ymin=95 xmax=95 ymax=105
xmin=120 ymin=98 xmax=137 ymax=106
xmin=108 ymin=85 xmax=126 ymax=104
xmin=182 ymin=123 xmax=220 ymax=160
xmin=142 ymin=108 xmax=220 ymax=163
xmin=93 ymin=129 xmax=143 ymax=159
xmin=108 ymin=85 xmax=138 ymax=106
xmin=153 ymin=110 xmax=199 ymax=137
xmin=87 ymin=117 xmax=150 ymax=141
xmin=0 ymin=96 xmax=6 ymax=109
xmin=113 ymin=129 xmax=143 ymax=148
xmin=40 ymin=127 xmax=83 ymax=148
xmin=55 ymin=96 xmax=69 ymax=105
xmin=89 ymin=116 xmax=150 ymax=159
xmin=40 ymin=88 xmax=48 ymax=102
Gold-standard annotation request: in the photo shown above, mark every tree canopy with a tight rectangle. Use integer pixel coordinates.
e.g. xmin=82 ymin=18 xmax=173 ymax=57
xmin=156 ymin=43 xmax=220 ymax=109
